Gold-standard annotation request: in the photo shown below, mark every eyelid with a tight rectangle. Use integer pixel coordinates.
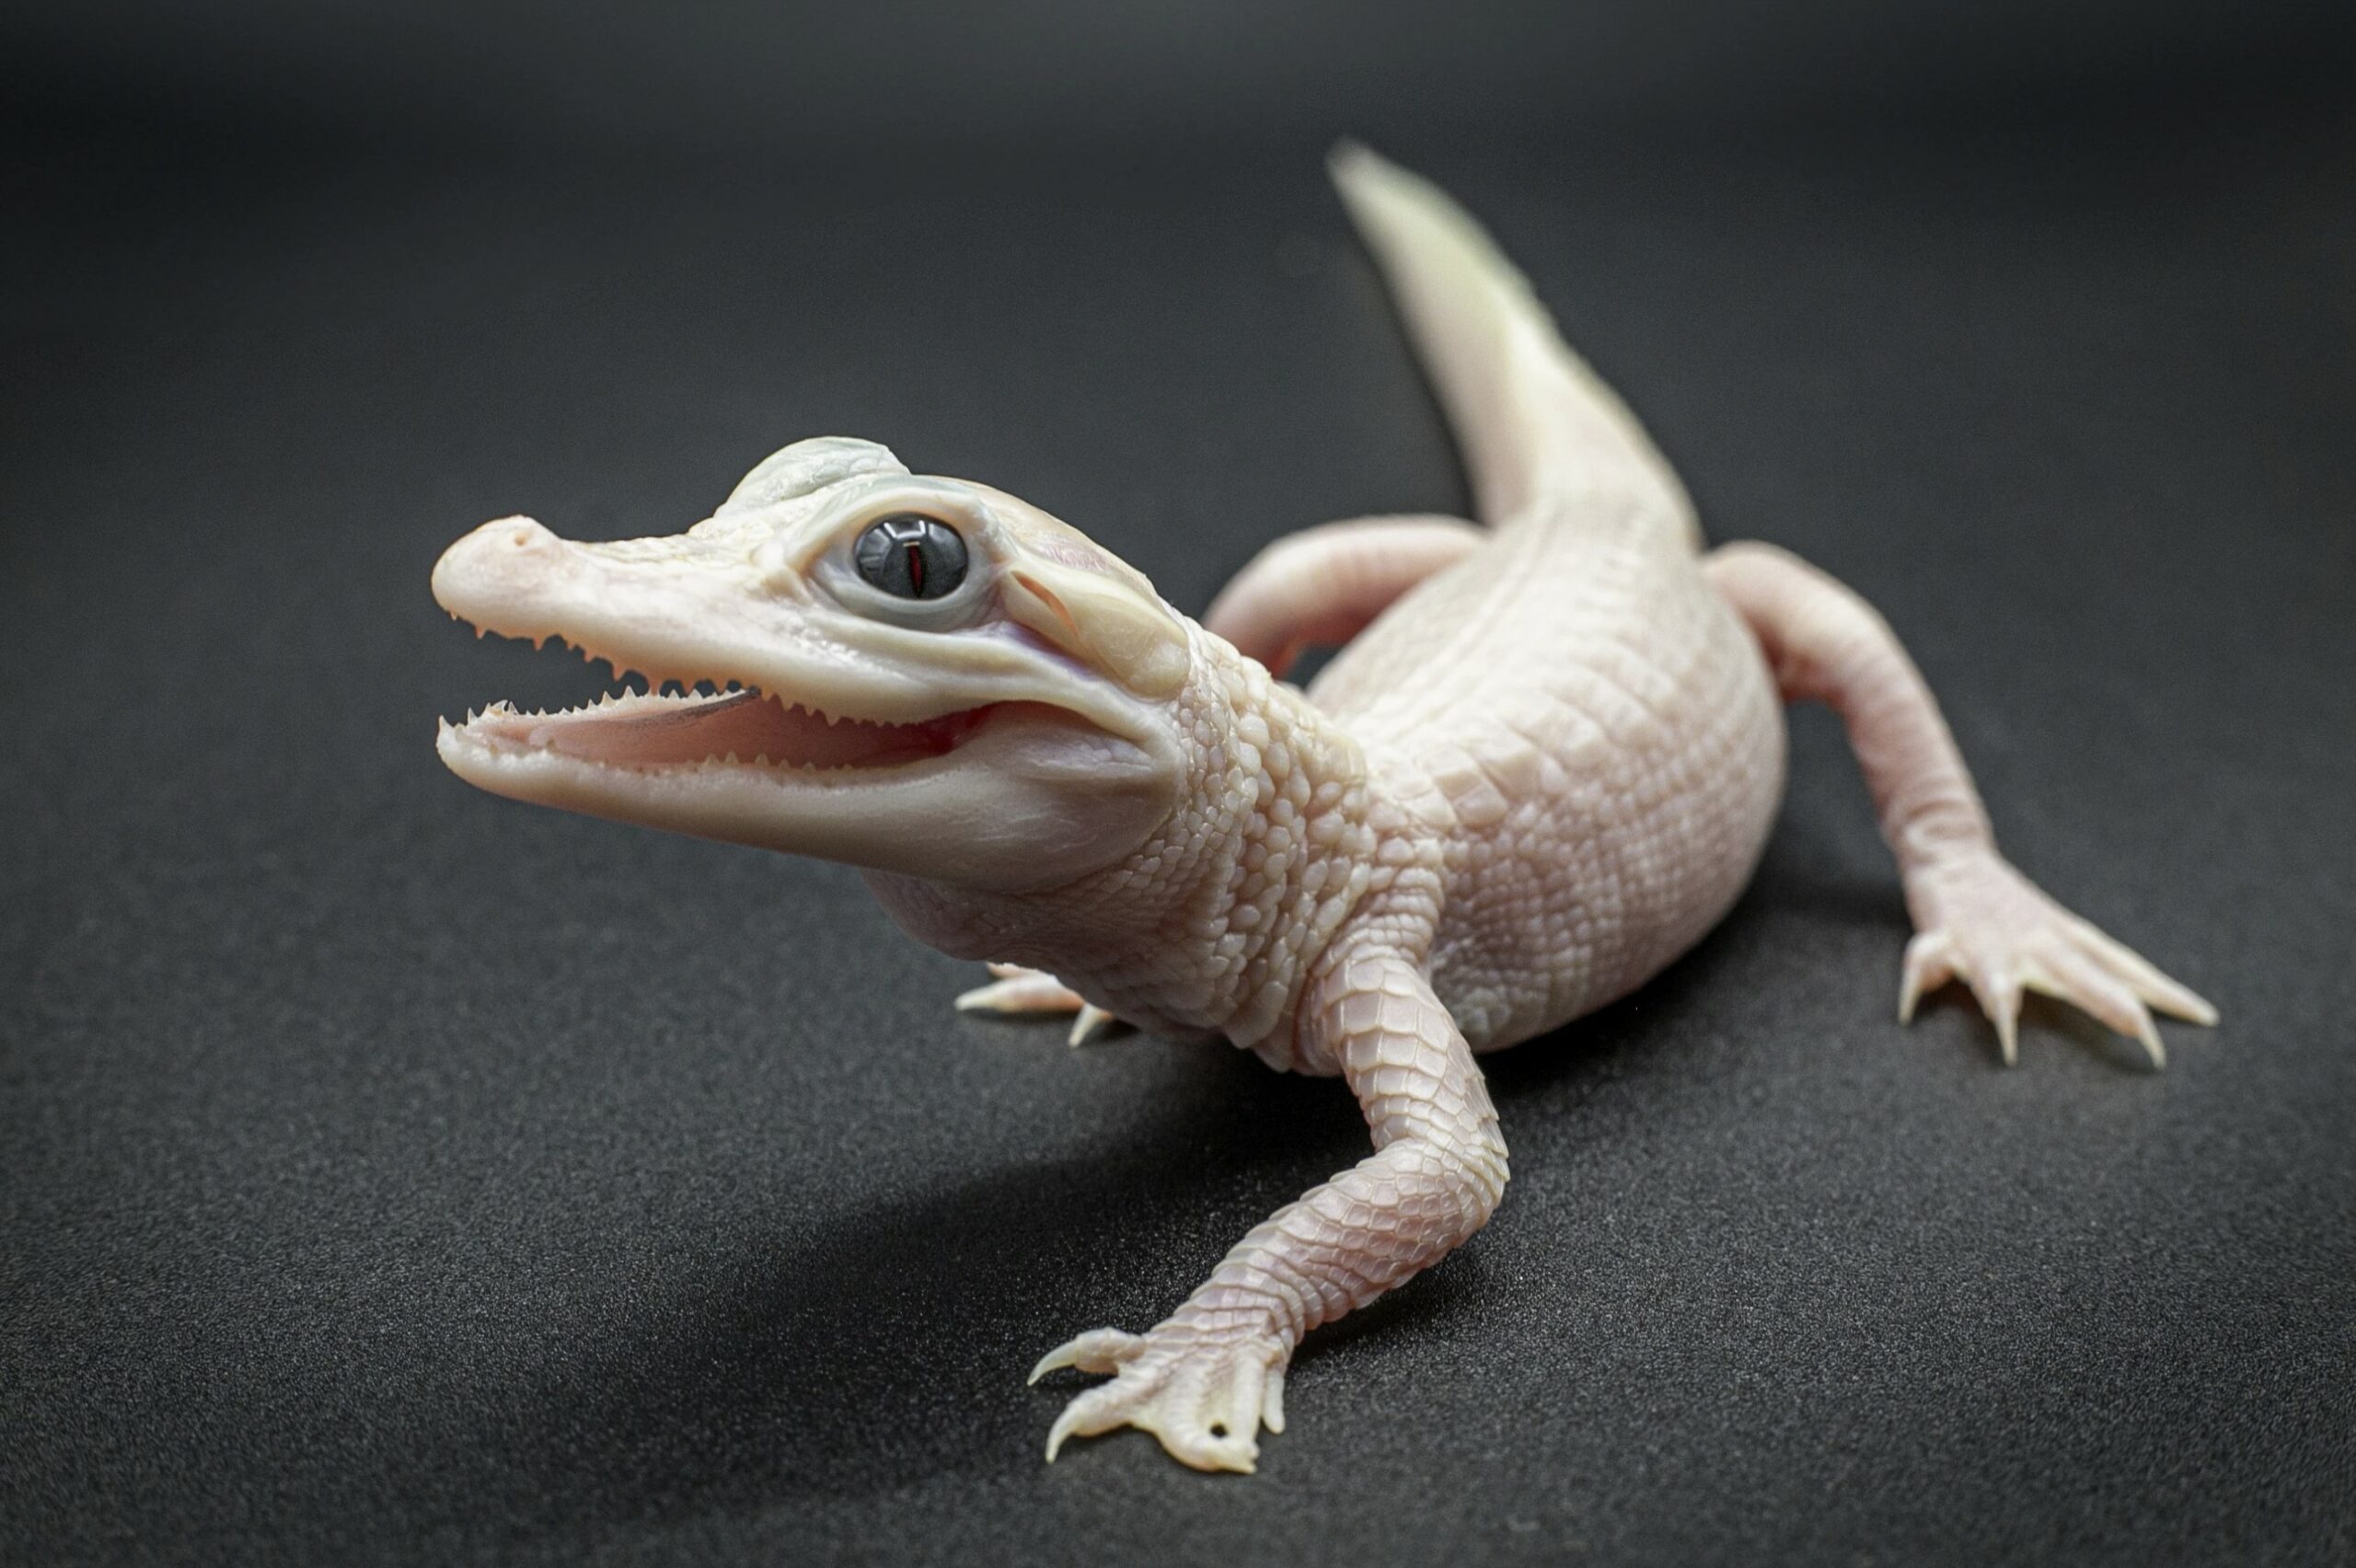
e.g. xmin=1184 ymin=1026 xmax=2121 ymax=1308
xmin=758 ymin=484 xmax=995 ymax=598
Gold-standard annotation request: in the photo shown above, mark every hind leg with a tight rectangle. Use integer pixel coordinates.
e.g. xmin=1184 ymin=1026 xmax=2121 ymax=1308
xmin=1706 ymin=541 xmax=2215 ymax=1066
xmin=1204 ymin=515 xmax=1480 ymax=677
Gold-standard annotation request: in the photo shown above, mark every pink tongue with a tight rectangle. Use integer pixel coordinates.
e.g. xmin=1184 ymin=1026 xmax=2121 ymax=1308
xmin=482 ymin=690 xmax=978 ymax=769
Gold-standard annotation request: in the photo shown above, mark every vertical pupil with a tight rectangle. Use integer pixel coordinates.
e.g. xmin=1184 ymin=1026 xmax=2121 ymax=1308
xmin=856 ymin=514 xmax=965 ymax=599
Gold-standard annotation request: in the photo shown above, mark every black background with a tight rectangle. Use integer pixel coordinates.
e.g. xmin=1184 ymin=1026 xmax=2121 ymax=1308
xmin=5 ymin=4 xmax=2354 ymax=1564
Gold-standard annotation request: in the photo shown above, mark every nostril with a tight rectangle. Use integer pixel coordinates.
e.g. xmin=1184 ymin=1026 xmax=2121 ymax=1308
xmin=433 ymin=516 xmax=562 ymax=615
xmin=482 ymin=517 xmax=556 ymax=556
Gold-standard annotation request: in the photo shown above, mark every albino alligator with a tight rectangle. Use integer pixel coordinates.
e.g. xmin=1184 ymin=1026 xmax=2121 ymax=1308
xmin=431 ymin=144 xmax=2214 ymax=1473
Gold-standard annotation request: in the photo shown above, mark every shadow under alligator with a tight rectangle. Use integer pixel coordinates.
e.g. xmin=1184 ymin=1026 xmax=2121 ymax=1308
xmin=478 ymin=935 xmax=1792 ymax=1530
xmin=437 ymin=828 xmax=1955 ymax=1533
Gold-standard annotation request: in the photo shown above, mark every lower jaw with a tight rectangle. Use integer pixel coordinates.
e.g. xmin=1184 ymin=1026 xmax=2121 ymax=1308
xmin=436 ymin=698 xmax=1171 ymax=894
xmin=449 ymin=687 xmax=991 ymax=776
xmin=433 ymin=715 xmax=977 ymax=875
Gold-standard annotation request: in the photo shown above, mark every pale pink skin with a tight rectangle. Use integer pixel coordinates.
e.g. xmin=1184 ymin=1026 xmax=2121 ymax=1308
xmin=433 ymin=147 xmax=2214 ymax=1474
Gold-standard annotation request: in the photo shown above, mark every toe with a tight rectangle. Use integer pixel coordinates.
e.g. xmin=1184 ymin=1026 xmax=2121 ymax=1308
xmin=1211 ymin=1357 xmax=1266 ymax=1451
xmin=957 ymin=965 xmax=1088 ymax=1015
xmin=2063 ymin=918 xmax=2218 ymax=1026
xmin=1899 ymin=930 xmax=1958 ymax=1022
xmin=1963 ymin=963 xmax=2023 ymax=1066
xmin=2034 ymin=948 xmax=2165 ymax=1068
xmin=1036 ymin=1334 xmax=1285 ymax=1472
xmin=1029 ymin=1328 xmax=1145 ymax=1383
xmin=1157 ymin=1385 xmax=1261 ymax=1473
xmin=1045 ymin=1382 xmax=1132 ymax=1461
xmin=1261 ymin=1363 xmax=1287 ymax=1434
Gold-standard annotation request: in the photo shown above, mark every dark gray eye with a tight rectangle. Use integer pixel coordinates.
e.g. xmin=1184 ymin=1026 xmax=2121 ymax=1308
xmin=853 ymin=513 xmax=968 ymax=600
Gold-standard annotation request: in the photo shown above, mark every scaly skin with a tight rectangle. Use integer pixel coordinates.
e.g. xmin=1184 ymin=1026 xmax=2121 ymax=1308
xmin=431 ymin=144 xmax=2215 ymax=1474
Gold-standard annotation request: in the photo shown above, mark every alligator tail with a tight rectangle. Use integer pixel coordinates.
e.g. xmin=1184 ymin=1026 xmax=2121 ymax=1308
xmin=1329 ymin=141 xmax=1699 ymax=547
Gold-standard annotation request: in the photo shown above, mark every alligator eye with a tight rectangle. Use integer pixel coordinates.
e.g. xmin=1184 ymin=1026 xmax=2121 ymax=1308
xmin=852 ymin=513 xmax=968 ymax=601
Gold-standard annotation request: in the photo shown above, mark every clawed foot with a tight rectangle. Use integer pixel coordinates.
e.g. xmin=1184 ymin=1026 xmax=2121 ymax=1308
xmin=954 ymin=963 xmax=1120 ymax=1045
xmin=1901 ymin=849 xmax=2217 ymax=1066
xmin=1031 ymin=1326 xmax=1288 ymax=1473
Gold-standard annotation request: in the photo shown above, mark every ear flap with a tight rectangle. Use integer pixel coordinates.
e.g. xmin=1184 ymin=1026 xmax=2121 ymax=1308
xmin=1001 ymin=552 xmax=1190 ymax=699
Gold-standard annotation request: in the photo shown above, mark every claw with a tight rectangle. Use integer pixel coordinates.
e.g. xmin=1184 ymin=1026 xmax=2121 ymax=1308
xmin=1901 ymin=850 xmax=2212 ymax=1068
xmin=1044 ymin=1385 xmax=1116 ymax=1462
xmin=2036 ymin=946 xmax=2167 ymax=1070
xmin=957 ymin=964 xmax=1090 ymax=1016
xmin=2062 ymin=915 xmax=2218 ymax=1026
xmin=1034 ymin=1328 xmax=1283 ymax=1472
xmin=1029 ymin=1328 xmax=1145 ymax=1384
xmin=1963 ymin=967 xmax=2023 ymax=1066
xmin=1067 ymin=1004 xmax=1116 ymax=1047
xmin=1899 ymin=930 xmax=1955 ymax=1023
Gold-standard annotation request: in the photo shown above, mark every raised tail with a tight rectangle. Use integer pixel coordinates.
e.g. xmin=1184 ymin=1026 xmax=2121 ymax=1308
xmin=1330 ymin=142 xmax=1697 ymax=545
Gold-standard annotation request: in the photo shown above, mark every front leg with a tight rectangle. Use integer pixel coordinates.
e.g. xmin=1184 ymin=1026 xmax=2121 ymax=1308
xmin=1706 ymin=541 xmax=2216 ymax=1065
xmin=1033 ymin=950 xmax=1507 ymax=1471
xmin=1203 ymin=514 xmax=1480 ymax=677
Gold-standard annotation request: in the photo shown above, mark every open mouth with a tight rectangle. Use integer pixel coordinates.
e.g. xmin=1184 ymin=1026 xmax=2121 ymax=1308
xmin=443 ymin=637 xmax=992 ymax=774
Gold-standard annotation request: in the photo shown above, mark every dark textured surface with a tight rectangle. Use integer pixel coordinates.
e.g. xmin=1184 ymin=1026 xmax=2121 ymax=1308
xmin=6 ymin=106 xmax=2355 ymax=1567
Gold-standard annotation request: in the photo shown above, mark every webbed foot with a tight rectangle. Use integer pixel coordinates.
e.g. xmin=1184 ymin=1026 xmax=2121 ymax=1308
xmin=1901 ymin=849 xmax=2217 ymax=1066
xmin=1032 ymin=1325 xmax=1288 ymax=1473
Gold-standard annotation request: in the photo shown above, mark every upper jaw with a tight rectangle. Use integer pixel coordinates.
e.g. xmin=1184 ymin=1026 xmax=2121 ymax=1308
xmin=432 ymin=513 xmax=1158 ymax=740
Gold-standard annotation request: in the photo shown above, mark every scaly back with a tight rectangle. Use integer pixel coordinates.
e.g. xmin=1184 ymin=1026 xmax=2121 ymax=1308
xmin=1314 ymin=147 xmax=1730 ymax=735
